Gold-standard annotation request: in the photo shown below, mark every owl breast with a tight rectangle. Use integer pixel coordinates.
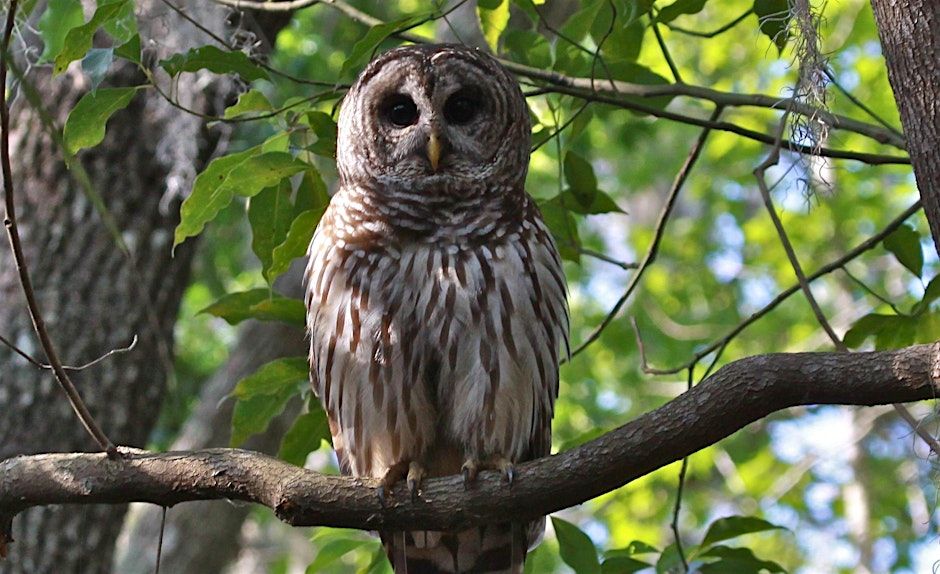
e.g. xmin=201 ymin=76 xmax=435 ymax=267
xmin=305 ymin=186 xmax=568 ymax=480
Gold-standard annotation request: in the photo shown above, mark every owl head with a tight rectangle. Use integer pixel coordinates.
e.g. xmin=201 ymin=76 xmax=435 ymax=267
xmin=336 ymin=44 xmax=530 ymax=193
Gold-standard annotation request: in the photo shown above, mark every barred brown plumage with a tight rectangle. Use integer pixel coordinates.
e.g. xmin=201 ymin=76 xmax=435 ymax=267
xmin=305 ymin=44 xmax=568 ymax=573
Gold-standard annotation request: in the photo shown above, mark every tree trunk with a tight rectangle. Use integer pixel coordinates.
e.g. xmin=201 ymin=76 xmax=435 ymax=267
xmin=870 ymin=0 xmax=940 ymax=252
xmin=0 ymin=1 xmax=232 ymax=571
xmin=115 ymin=268 xmax=307 ymax=574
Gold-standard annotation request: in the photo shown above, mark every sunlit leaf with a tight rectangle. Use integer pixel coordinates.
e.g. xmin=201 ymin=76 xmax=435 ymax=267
xmin=340 ymin=15 xmax=427 ymax=78
xmin=232 ymin=357 xmax=308 ymax=400
xmin=699 ymin=545 xmax=787 ymax=573
xmin=477 ymin=0 xmax=510 ymax=52
xmin=63 ymin=87 xmax=138 ymax=154
xmin=224 ymin=89 xmax=274 ymax=119
xmin=700 ymin=516 xmax=786 ymax=548
xmin=160 ymin=45 xmax=269 ymax=81
xmin=38 ymin=0 xmax=85 ymax=62
xmin=305 ymin=538 xmax=368 ymax=573
xmin=174 ymin=150 xmax=307 ymax=247
xmin=552 ymin=517 xmax=601 ymax=574
xmin=53 ymin=0 xmax=129 ymax=75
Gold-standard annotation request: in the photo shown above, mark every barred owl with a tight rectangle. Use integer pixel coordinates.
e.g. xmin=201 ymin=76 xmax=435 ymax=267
xmin=305 ymin=44 xmax=568 ymax=573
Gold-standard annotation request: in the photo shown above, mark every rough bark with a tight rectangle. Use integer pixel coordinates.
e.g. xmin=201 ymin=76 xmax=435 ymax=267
xmin=2 ymin=343 xmax=939 ymax=535
xmin=0 ymin=1 xmax=232 ymax=572
xmin=114 ymin=268 xmax=307 ymax=574
xmin=870 ymin=0 xmax=940 ymax=255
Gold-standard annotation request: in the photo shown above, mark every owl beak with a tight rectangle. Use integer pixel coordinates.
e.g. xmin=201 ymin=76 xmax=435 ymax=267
xmin=427 ymin=132 xmax=442 ymax=172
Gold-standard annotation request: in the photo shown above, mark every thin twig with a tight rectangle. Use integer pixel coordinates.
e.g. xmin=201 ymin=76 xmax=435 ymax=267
xmin=651 ymin=21 xmax=682 ymax=83
xmin=841 ymin=268 xmax=901 ymax=314
xmin=571 ymin=107 xmax=723 ymax=358
xmin=756 ymin=92 xmax=940 ymax=458
xmin=275 ymin=0 xmax=906 ymax=151
xmin=649 ymin=201 xmax=922 ymax=374
xmin=665 ymin=8 xmax=753 ymax=38
xmin=154 ymin=506 xmax=167 ymax=574
xmin=0 ymin=0 xmax=115 ymax=455
xmin=824 ymin=68 xmax=903 ymax=138
xmin=0 ymin=333 xmax=138 ymax=371
xmin=579 ymin=247 xmax=637 ymax=270
xmin=670 ymin=366 xmax=696 ymax=573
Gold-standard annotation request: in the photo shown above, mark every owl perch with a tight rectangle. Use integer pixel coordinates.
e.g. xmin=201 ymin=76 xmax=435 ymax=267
xmin=1 ymin=342 xmax=938 ymax=552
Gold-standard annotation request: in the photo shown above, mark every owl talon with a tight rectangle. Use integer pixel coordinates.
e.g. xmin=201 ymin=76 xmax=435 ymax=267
xmin=461 ymin=460 xmax=479 ymax=490
xmin=407 ymin=461 xmax=426 ymax=502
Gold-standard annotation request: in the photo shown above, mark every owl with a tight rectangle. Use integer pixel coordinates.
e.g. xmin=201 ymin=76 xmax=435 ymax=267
xmin=305 ymin=43 xmax=569 ymax=573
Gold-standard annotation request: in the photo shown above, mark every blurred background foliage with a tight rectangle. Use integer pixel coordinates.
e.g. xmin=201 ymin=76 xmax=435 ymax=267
xmin=42 ymin=0 xmax=937 ymax=571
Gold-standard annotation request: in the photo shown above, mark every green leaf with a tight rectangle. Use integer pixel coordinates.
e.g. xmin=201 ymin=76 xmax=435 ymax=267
xmin=101 ymin=0 xmax=137 ymax=45
xmin=305 ymin=538 xmax=368 ymax=573
xmin=656 ymin=0 xmax=709 ymax=23
xmin=503 ymin=30 xmax=552 ymax=69
xmin=304 ymin=111 xmax=339 ymax=158
xmin=605 ymin=541 xmax=659 ymax=557
xmin=913 ymin=274 xmax=940 ymax=314
xmin=232 ymin=357 xmax=309 ymax=400
xmin=874 ymin=314 xmax=917 ymax=350
xmin=38 ymin=0 xmax=85 ymax=62
xmin=114 ymin=33 xmax=141 ymax=64
xmin=699 ymin=545 xmax=787 ymax=573
xmin=477 ymin=0 xmax=510 ymax=52
xmin=655 ymin=544 xmax=682 ymax=574
xmin=248 ymin=297 xmax=306 ymax=328
xmin=701 ymin=516 xmax=786 ymax=548
xmin=81 ymin=48 xmax=113 ymax=90
xmin=53 ymin=0 xmax=129 ymax=75
xmin=230 ymin=384 xmax=296 ymax=446
xmin=340 ymin=15 xmax=427 ymax=78
xmin=279 ymin=404 xmax=330 ymax=466
xmin=268 ymin=208 xmax=326 ymax=283
xmin=753 ymin=0 xmax=792 ymax=53
xmin=564 ymin=151 xmax=598 ymax=206
xmin=560 ymin=189 xmax=623 ymax=215
xmin=174 ymin=150 xmax=307 ymax=247
xmin=601 ymin=556 xmax=650 ymax=574
xmin=605 ymin=62 xmax=674 ymax=111
xmin=538 ymin=198 xmax=581 ymax=262
xmin=843 ymin=313 xmax=892 ymax=348
xmin=200 ymin=288 xmax=305 ymax=326
xmin=63 ymin=87 xmax=138 ymax=154
xmin=883 ymin=223 xmax=923 ymax=277
xmin=552 ymin=517 xmax=601 ymax=574
xmin=160 ymin=45 xmax=269 ymax=81
xmin=224 ymin=90 xmax=274 ymax=119
xmin=249 ymin=180 xmax=296 ymax=278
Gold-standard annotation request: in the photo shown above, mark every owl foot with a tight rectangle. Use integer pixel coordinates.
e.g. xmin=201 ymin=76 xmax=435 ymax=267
xmin=461 ymin=455 xmax=515 ymax=490
xmin=407 ymin=461 xmax=426 ymax=502
xmin=377 ymin=460 xmax=410 ymax=505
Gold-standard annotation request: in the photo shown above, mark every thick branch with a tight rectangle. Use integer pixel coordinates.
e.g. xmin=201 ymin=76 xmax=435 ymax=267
xmin=2 ymin=344 xmax=938 ymax=536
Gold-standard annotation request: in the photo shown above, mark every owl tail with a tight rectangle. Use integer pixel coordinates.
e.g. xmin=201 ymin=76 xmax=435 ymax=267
xmin=382 ymin=521 xmax=531 ymax=573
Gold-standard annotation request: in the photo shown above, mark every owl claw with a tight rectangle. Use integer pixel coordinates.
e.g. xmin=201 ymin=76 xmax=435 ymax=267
xmin=461 ymin=456 xmax=515 ymax=488
xmin=461 ymin=460 xmax=478 ymax=490
xmin=407 ymin=461 xmax=426 ymax=502
xmin=377 ymin=460 xmax=410 ymax=504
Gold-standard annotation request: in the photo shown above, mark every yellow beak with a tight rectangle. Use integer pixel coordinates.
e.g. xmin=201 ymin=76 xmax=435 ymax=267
xmin=427 ymin=132 xmax=442 ymax=172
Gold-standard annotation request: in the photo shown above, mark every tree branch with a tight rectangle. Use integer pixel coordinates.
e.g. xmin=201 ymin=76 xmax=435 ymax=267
xmin=2 ymin=343 xmax=939 ymax=546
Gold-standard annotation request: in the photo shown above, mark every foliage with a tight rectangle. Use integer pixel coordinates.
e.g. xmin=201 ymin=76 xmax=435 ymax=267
xmin=29 ymin=0 xmax=939 ymax=572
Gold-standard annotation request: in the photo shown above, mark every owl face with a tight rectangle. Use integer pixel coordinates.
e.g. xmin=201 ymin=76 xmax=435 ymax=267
xmin=336 ymin=44 xmax=530 ymax=192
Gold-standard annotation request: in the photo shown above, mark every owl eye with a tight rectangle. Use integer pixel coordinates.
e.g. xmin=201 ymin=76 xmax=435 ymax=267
xmin=382 ymin=95 xmax=419 ymax=127
xmin=444 ymin=91 xmax=481 ymax=125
